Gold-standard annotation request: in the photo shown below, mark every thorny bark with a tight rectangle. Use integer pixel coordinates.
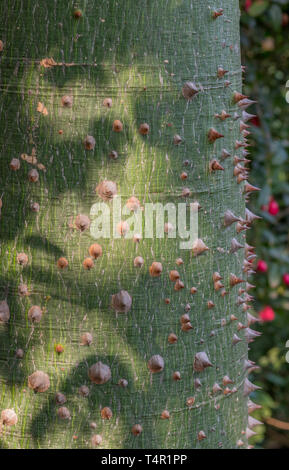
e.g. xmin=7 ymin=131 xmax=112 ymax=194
xmin=0 ymin=0 xmax=258 ymax=448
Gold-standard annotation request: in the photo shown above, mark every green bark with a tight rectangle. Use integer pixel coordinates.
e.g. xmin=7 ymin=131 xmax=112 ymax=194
xmin=0 ymin=0 xmax=249 ymax=449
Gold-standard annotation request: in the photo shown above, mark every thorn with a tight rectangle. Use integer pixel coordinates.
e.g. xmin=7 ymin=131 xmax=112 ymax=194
xmin=245 ymin=243 xmax=255 ymax=254
xmin=215 ymin=110 xmax=231 ymax=120
xmin=192 ymin=239 xmax=209 ymax=256
xmin=243 ymin=258 xmax=253 ymax=268
xmin=174 ymin=279 xmax=185 ymax=291
xmin=223 ymin=376 xmax=234 ymax=386
xmin=237 ymin=174 xmax=248 ymax=184
xmin=237 ymin=322 xmax=246 ymax=331
xmin=235 ymin=140 xmax=246 ymax=149
xmin=233 ymin=91 xmax=248 ymax=103
xmin=234 ymin=156 xmax=246 ymax=165
xmin=242 ymin=130 xmax=251 ymax=138
xmin=212 ymin=383 xmax=222 ymax=394
xmin=173 ymin=134 xmax=182 ymax=145
xmin=214 ymin=280 xmax=224 ymax=291
xmin=182 ymin=81 xmax=199 ymax=100
xmin=236 ymin=296 xmax=247 ymax=305
xmin=245 ymin=208 xmax=262 ymax=224
xmin=236 ymin=222 xmax=250 ymax=233
xmin=247 ymin=313 xmax=259 ymax=326
xmin=194 ymin=378 xmax=202 ymax=389
xmin=193 ymin=352 xmax=213 ymax=372
xmin=244 ymin=182 xmax=261 ymax=194
xmin=246 ymin=254 xmax=256 ymax=262
xmin=197 ymin=430 xmax=207 ymax=441
xmin=242 ymin=303 xmax=251 ymax=312
xmin=232 ymin=334 xmax=242 ymax=345
xmin=248 ymin=416 xmax=263 ymax=428
xmin=234 ymin=164 xmax=246 ymax=176
xmin=238 ymin=98 xmax=257 ymax=110
xmin=244 ymin=359 xmax=260 ymax=373
xmin=217 ymin=67 xmax=229 ymax=78
xmin=244 ymin=293 xmax=254 ymax=302
xmin=240 ymin=120 xmax=250 ymax=131
xmin=230 ymin=274 xmax=245 ymax=287
xmin=246 ymin=282 xmax=256 ymax=291
xmin=246 ymin=427 xmax=257 ymax=439
xmin=247 ymin=269 xmax=256 ymax=275
xmin=212 ymin=8 xmax=224 ymax=19
xmin=181 ymin=322 xmax=193 ymax=331
xmin=208 ymin=128 xmax=224 ymax=143
xmin=242 ymin=111 xmax=256 ymax=122
xmin=245 ymin=328 xmax=262 ymax=343
xmin=221 ymin=149 xmax=231 ymax=160
xmin=181 ymin=187 xmax=192 ymax=198
xmin=224 ymin=210 xmax=240 ymax=227
xmin=244 ymin=378 xmax=261 ymax=397
xmin=213 ymin=272 xmax=223 ymax=282
xmin=180 ymin=314 xmax=190 ymax=324
xmin=230 ymin=238 xmax=244 ymax=253
xmin=210 ymin=159 xmax=224 ymax=172
xmin=248 ymin=399 xmax=262 ymax=414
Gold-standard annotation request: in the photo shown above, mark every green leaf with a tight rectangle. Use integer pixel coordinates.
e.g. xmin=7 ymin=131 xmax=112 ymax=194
xmin=271 ymin=142 xmax=288 ymax=165
xmin=258 ymin=184 xmax=271 ymax=206
xmin=248 ymin=1 xmax=269 ymax=17
xmin=269 ymin=4 xmax=283 ymax=30
xmin=283 ymin=194 xmax=289 ymax=205
xmin=261 ymin=211 xmax=278 ymax=225
xmin=268 ymin=262 xmax=281 ymax=288
xmin=256 ymin=391 xmax=277 ymax=409
xmin=265 ymin=372 xmax=286 ymax=386
xmin=262 ymin=228 xmax=277 ymax=244
xmin=273 ymin=0 xmax=289 ymax=5
xmin=269 ymin=249 xmax=289 ymax=264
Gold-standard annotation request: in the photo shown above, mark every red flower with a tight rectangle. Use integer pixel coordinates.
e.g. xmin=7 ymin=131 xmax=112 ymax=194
xmin=283 ymin=273 xmax=289 ymax=287
xmin=268 ymin=198 xmax=279 ymax=216
xmin=250 ymin=116 xmax=260 ymax=127
xmin=282 ymin=13 xmax=289 ymax=27
xmin=259 ymin=306 xmax=275 ymax=322
xmin=245 ymin=0 xmax=252 ymax=12
xmin=257 ymin=260 xmax=268 ymax=273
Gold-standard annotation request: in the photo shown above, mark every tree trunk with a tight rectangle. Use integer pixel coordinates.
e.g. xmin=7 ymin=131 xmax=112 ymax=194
xmin=0 ymin=0 xmax=253 ymax=449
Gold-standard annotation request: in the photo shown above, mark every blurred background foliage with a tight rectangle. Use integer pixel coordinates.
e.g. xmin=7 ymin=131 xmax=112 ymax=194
xmin=241 ymin=0 xmax=289 ymax=448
